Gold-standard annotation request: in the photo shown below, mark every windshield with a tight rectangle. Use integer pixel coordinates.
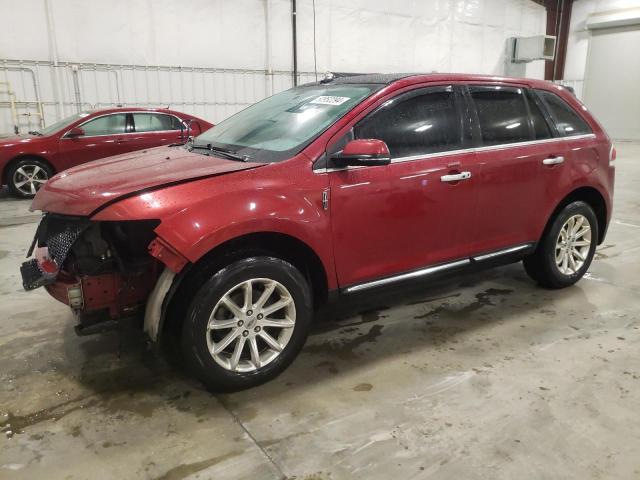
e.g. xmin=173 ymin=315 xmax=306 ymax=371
xmin=194 ymin=84 xmax=379 ymax=162
xmin=39 ymin=112 xmax=91 ymax=136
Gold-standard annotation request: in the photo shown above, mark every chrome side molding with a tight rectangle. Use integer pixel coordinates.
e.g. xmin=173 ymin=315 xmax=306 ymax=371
xmin=344 ymin=259 xmax=470 ymax=293
xmin=472 ymin=243 xmax=533 ymax=262
xmin=343 ymin=243 xmax=534 ymax=294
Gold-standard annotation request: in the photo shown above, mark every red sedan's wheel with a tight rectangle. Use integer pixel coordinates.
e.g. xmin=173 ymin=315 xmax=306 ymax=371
xmin=7 ymin=158 xmax=53 ymax=198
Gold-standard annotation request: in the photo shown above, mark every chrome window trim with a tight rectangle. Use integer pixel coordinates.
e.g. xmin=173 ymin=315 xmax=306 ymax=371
xmin=313 ymin=133 xmax=595 ymax=173
xmin=62 ymin=111 xmax=184 ymax=139
xmin=342 ymin=243 xmax=534 ymax=294
xmin=130 ymin=112 xmax=186 ymax=134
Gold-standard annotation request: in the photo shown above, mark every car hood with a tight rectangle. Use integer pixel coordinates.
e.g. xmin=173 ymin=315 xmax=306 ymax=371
xmin=0 ymin=133 xmax=46 ymax=145
xmin=31 ymin=146 xmax=264 ymax=216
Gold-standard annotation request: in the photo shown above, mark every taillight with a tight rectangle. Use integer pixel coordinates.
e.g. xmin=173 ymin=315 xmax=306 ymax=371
xmin=609 ymin=145 xmax=616 ymax=167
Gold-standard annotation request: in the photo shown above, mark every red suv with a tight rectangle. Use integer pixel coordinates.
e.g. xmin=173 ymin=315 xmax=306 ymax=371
xmin=1 ymin=107 xmax=213 ymax=198
xmin=20 ymin=74 xmax=615 ymax=391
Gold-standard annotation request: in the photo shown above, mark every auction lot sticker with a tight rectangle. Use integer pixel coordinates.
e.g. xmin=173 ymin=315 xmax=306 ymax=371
xmin=310 ymin=96 xmax=351 ymax=106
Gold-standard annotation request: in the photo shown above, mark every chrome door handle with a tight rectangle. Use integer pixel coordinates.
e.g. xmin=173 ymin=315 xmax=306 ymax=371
xmin=441 ymin=171 xmax=471 ymax=182
xmin=543 ymin=156 xmax=564 ymax=165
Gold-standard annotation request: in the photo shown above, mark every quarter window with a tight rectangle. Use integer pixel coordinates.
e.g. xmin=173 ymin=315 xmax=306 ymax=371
xmin=80 ymin=114 xmax=127 ymax=136
xmin=536 ymin=90 xmax=592 ymax=136
xmin=132 ymin=113 xmax=181 ymax=132
xmin=526 ymin=90 xmax=552 ymax=140
xmin=469 ymin=87 xmax=531 ymax=145
xmin=354 ymin=88 xmax=461 ymax=158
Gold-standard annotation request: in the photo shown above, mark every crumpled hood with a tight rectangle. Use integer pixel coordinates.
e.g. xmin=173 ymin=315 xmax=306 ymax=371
xmin=31 ymin=145 xmax=264 ymax=216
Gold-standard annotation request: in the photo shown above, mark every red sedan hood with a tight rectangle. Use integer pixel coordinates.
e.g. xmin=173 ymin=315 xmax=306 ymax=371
xmin=31 ymin=146 xmax=263 ymax=216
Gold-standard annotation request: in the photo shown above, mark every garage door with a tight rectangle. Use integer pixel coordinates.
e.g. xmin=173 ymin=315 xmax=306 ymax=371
xmin=584 ymin=25 xmax=640 ymax=140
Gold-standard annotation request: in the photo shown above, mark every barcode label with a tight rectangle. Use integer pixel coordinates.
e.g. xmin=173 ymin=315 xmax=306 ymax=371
xmin=310 ymin=96 xmax=351 ymax=106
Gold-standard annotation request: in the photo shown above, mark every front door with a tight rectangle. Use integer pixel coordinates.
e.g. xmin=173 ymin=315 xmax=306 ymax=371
xmin=328 ymin=86 xmax=481 ymax=288
xmin=57 ymin=113 xmax=131 ymax=170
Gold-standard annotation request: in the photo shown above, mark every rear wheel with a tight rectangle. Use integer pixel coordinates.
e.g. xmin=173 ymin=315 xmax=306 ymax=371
xmin=523 ymin=201 xmax=598 ymax=289
xmin=181 ymin=256 xmax=312 ymax=392
xmin=7 ymin=158 xmax=53 ymax=198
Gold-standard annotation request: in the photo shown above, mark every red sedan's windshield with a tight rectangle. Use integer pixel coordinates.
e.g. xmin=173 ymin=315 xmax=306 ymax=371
xmin=194 ymin=84 xmax=379 ymax=162
xmin=39 ymin=112 xmax=91 ymax=136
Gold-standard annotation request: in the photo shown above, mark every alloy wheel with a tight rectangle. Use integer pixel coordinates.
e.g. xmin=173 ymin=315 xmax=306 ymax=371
xmin=12 ymin=165 xmax=49 ymax=196
xmin=555 ymin=214 xmax=592 ymax=275
xmin=206 ymin=278 xmax=296 ymax=372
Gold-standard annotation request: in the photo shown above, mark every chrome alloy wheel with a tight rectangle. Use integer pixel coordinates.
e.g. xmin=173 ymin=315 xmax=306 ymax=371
xmin=555 ymin=214 xmax=592 ymax=275
xmin=12 ymin=165 xmax=49 ymax=196
xmin=206 ymin=278 xmax=296 ymax=372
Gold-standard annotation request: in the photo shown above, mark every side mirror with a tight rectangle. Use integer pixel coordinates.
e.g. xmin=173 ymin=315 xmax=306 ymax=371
xmin=180 ymin=119 xmax=192 ymax=144
xmin=330 ymin=139 xmax=391 ymax=167
xmin=65 ymin=127 xmax=85 ymax=138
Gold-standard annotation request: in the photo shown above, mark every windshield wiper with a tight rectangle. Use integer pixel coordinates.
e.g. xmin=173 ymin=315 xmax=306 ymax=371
xmin=28 ymin=130 xmax=42 ymax=136
xmin=190 ymin=143 xmax=248 ymax=162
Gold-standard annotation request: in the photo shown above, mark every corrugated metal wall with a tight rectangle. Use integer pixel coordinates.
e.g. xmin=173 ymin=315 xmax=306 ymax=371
xmin=0 ymin=59 xmax=317 ymax=133
xmin=0 ymin=0 xmax=547 ymax=134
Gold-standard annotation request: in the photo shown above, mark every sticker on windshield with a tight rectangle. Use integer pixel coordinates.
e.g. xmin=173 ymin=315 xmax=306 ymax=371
xmin=310 ymin=96 xmax=351 ymax=106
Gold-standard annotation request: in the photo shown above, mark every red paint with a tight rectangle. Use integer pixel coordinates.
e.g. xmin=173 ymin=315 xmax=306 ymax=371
xmin=30 ymin=74 xmax=615 ymax=301
xmin=31 ymin=145 xmax=262 ymax=216
xmin=148 ymin=237 xmax=189 ymax=273
xmin=46 ymin=269 xmax=157 ymax=318
xmin=35 ymin=247 xmax=58 ymax=274
xmin=341 ymin=138 xmax=390 ymax=157
xmin=0 ymin=107 xmax=213 ymax=186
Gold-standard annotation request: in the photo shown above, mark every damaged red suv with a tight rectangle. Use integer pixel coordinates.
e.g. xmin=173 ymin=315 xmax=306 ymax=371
xmin=21 ymin=74 xmax=615 ymax=391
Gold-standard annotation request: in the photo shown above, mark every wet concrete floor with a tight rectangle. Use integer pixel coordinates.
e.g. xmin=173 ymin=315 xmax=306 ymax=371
xmin=1 ymin=143 xmax=639 ymax=479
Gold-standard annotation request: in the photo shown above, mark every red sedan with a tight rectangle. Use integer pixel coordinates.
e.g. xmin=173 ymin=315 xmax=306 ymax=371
xmin=21 ymin=74 xmax=614 ymax=391
xmin=0 ymin=107 xmax=213 ymax=197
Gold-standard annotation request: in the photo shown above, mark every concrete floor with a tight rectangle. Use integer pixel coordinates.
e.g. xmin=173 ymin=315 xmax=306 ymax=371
xmin=1 ymin=142 xmax=639 ymax=480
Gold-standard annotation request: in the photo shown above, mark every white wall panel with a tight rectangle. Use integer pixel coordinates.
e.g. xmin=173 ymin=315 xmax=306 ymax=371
xmin=0 ymin=0 xmax=546 ymax=134
xmin=583 ymin=25 xmax=640 ymax=139
xmin=565 ymin=0 xmax=640 ymax=83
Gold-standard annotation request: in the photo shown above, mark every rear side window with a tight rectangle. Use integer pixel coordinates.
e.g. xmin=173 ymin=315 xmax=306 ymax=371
xmin=526 ymin=90 xmax=552 ymax=140
xmin=469 ymin=86 xmax=531 ymax=145
xmin=536 ymin=90 xmax=592 ymax=136
xmin=354 ymin=88 xmax=461 ymax=158
xmin=133 ymin=113 xmax=180 ymax=132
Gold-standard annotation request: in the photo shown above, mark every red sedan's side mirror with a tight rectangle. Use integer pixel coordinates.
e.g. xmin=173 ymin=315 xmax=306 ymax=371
xmin=65 ymin=127 xmax=85 ymax=138
xmin=331 ymin=139 xmax=391 ymax=167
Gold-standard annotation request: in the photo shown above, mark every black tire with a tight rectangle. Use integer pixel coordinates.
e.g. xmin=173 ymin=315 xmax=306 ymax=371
xmin=6 ymin=158 xmax=53 ymax=198
xmin=523 ymin=201 xmax=598 ymax=289
xmin=181 ymin=256 xmax=313 ymax=392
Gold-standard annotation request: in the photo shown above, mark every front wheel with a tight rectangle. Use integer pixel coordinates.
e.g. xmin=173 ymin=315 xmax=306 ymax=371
xmin=7 ymin=158 xmax=53 ymax=198
xmin=181 ymin=256 xmax=312 ymax=392
xmin=523 ymin=201 xmax=598 ymax=289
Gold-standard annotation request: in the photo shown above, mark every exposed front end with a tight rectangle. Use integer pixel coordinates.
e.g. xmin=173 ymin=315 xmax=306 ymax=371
xmin=21 ymin=214 xmax=170 ymax=335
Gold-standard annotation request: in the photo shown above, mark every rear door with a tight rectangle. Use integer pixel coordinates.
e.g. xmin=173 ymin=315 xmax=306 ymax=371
xmin=126 ymin=112 xmax=185 ymax=152
xmin=57 ymin=113 xmax=130 ymax=168
xmin=467 ymin=85 xmax=569 ymax=254
xmin=329 ymin=85 xmax=482 ymax=288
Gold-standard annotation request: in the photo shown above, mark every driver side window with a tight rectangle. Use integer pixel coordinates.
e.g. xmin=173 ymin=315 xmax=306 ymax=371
xmin=80 ymin=114 xmax=127 ymax=136
xmin=354 ymin=87 xmax=461 ymax=158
